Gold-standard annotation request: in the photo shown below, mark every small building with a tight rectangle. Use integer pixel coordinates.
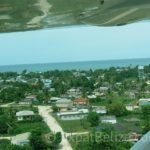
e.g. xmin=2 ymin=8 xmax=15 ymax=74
xmin=87 ymin=95 xmax=97 ymax=99
xmin=19 ymin=95 xmax=37 ymax=105
xmin=49 ymin=97 xmax=61 ymax=104
xmin=139 ymin=98 xmax=150 ymax=106
xmin=56 ymin=99 xmax=73 ymax=112
xmin=67 ymin=88 xmax=82 ymax=98
xmin=16 ymin=110 xmax=34 ymax=121
xmin=126 ymin=105 xmax=139 ymax=111
xmin=57 ymin=109 xmax=89 ymax=120
xmin=42 ymin=79 xmax=52 ymax=88
xmin=92 ymin=106 xmax=107 ymax=114
xmin=11 ymin=132 xmax=31 ymax=146
xmin=101 ymin=116 xmax=117 ymax=124
xmin=73 ymin=98 xmax=89 ymax=106
xmin=99 ymin=86 xmax=109 ymax=93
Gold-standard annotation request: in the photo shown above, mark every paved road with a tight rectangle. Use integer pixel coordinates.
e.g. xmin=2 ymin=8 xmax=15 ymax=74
xmin=38 ymin=106 xmax=73 ymax=150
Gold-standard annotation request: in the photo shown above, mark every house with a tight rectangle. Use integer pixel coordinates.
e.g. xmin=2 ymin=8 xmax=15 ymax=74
xmin=126 ymin=105 xmax=139 ymax=111
xmin=57 ymin=109 xmax=89 ymax=120
xmin=101 ymin=116 xmax=117 ymax=124
xmin=16 ymin=75 xmax=27 ymax=83
xmin=92 ymin=106 xmax=107 ymax=114
xmin=87 ymin=95 xmax=97 ymax=99
xmin=139 ymin=98 xmax=150 ymax=106
xmin=56 ymin=99 xmax=73 ymax=112
xmin=67 ymin=88 xmax=81 ymax=98
xmin=49 ymin=88 xmax=56 ymax=92
xmin=42 ymin=79 xmax=52 ymax=88
xmin=99 ymin=86 xmax=109 ymax=93
xmin=11 ymin=132 xmax=31 ymax=146
xmin=16 ymin=110 xmax=34 ymax=121
xmin=130 ymin=131 xmax=150 ymax=150
xmin=73 ymin=98 xmax=89 ymax=106
xmin=19 ymin=95 xmax=37 ymax=105
xmin=49 ymin=97 xmax=61 ymax=104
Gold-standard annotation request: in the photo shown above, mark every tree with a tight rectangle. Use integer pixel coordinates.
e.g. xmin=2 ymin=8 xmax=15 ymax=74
xmin=107 ymin=103 xmax=128 ymax=117
xmin=0 ymin=115 xmax=10 ymax=134
xmin=141 ymin=106 xmax=150 ymax=133
xmin=87 ymin=112 xmax=99 ymax=127
xmin=52 ymin=105 xmax=59 ymax=113
xmin=45 ymin=132 xmax=62 ymax=149
xmin=54 ymin=132 xmax=62 ymax=145
xmin=30 ymin=129 xmax=47 ymax=150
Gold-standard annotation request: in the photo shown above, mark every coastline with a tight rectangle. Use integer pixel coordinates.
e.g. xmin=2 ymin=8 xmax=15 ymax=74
xmin=0 ymin=58 xmax=150 ymax=73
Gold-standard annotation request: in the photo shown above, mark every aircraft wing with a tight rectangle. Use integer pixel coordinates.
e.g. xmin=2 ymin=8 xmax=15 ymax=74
xmin=0 ymin=0 xmax=150 ymax=32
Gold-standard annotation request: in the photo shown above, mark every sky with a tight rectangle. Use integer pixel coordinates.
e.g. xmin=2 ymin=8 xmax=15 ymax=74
xmin=0 ymin=22 xmax=150 ymax=66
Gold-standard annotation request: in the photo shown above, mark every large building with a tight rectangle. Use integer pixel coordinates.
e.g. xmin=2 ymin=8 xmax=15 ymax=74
xmin=57 ymin=109 xmax=89 ymax=120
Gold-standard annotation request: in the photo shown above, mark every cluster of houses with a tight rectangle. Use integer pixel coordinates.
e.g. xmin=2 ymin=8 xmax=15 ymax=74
xmin=49 ymin=96 xmax=117 ymax=124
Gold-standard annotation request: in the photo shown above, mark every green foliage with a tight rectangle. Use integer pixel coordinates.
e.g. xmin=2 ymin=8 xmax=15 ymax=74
xmin=54 ymin=132 xmax=62 ymax=145
xmin=71 ymin=131 xmax=132 ymax=150
xmin=87 ymin=112 xmax=99 ymax=127
xmin=30 ymin=129 xmax=47 ymax=150
xmin=0 ymin=139 xmax=32 ymax=150
xmin=141 ymin=106 xmax=150 ymax=134
xmin=0 ymin=115 xmax=13 ymax=134
xmin=52 ymin=105 xmax=59 ymax=113
xmin=107 ymin=103 xmax=128 ymax=117
xmin=10 ymin=121 xmax=49 ymax=135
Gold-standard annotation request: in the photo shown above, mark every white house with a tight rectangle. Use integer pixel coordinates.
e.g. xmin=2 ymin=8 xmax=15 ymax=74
xmin=87 ymin=95 xmax=97 ymax=99
xmin=101 ymin=116 xmax=117 ymax=124
xmin=57 ymin=109 xmax=89 ymax=120
xmin=92 ymin=106 xmax=107 ymax=114
xmin=126 ymin=105 xmax=139 ymax=111
xmin=16 ymin=110 xmax=34 ymax=121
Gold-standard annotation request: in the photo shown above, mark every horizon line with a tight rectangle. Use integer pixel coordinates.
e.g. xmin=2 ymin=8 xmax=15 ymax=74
xmin=0 ymin=57 xmax=150 ymax=67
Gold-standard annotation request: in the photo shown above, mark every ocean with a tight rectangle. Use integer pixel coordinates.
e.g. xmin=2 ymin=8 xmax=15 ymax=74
xmin=0 ymin=58 xmax=150 ymax=73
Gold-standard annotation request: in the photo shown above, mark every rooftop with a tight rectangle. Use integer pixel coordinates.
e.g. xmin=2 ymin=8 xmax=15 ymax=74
xmin=16 ymin=110 xmax=34 ymax=117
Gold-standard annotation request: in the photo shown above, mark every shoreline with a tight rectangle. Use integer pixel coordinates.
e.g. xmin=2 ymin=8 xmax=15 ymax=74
xmin=0 ymin=58 xmax=150 ymax=73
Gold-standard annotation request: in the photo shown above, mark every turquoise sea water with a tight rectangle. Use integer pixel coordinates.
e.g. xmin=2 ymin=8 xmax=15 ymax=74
xmin=0 ymin=58 xmax=150 ymax=73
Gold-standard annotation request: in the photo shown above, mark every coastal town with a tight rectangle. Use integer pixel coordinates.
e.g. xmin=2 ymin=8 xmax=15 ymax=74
xmin=0 ymin=65 xmax=150 ymax=150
